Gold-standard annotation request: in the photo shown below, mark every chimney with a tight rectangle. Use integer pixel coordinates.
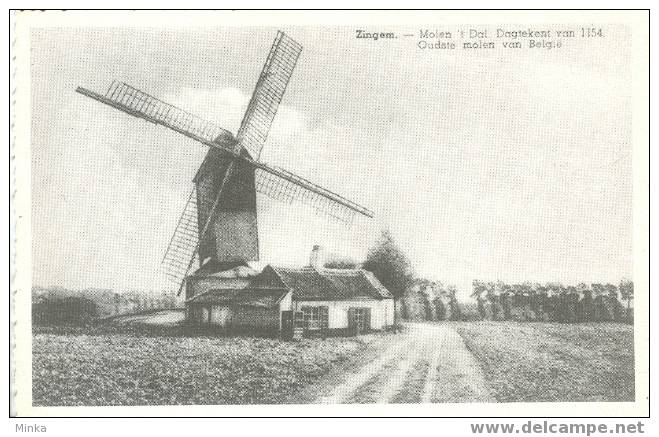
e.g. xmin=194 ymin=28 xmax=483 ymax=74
xmin=309 ymin=245 xmax=323 ymax=270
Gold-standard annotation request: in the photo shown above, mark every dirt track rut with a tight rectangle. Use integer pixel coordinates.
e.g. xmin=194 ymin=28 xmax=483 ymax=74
xmin=316 ymin=323 xmax=492 ymax=404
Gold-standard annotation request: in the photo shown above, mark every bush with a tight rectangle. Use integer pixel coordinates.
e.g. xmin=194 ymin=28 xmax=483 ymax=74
xmin=33 ymin=296 xmax=98 ymax=326
xmin=457 ymin=301 xmax=482 ymax=321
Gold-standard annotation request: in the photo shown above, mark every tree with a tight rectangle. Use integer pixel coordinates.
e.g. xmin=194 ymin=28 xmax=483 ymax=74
xmin=487 ymin=281 xmax=501 ymax=320
xmin=499 ymin=281 xmax=513 ymax=320
xmin=432 ymin=282 xmax=448 ymax=320
xmin=446 ymin=285 xmax=462 ymax=321
xmin=576 ymin=282 xmax=593 ymax=322
xmin=563 ymin=285 xmax=578 ymax=323
xmin=515 ymin=282 xmax=530 ymax=307
xmin=619 ymin=279 xmax=634 ymax=323
xmin=529 ymin=283 xmax=545 ymax=321
xmin=423 ymin=282 xmax=438 ymax=321
xmin=603 ymin=283 xmax=622 ymax=321
xmin=472 ymin=280 xmax=487 ymax=319
xmin=591 ymin=283 xmax=611 ymax=321
xmin=434 ymin=295 xmax=447 ymax=320
xmin=113 ymin=293 xmax=121 ymax=315
xmin=544 ymin=282 xmax=562 ymax=321
xmin=363 ymin=230 xmax=415 ymax=300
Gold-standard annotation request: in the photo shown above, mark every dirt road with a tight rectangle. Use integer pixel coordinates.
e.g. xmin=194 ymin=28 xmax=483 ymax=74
xmin=315 ymin=323 xmax=492 ymax=404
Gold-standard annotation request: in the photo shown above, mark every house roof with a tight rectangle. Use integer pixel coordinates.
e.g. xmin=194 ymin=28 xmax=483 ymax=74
xmin=191 ymin=259 xmax=261 ymax=278
xmin=186 ymin=264 xmax=394 ymax=304
xmin=270 ymin=267 xmax=393 ymax=301
xmin=186 ymin=287 xmax=288 ymax=308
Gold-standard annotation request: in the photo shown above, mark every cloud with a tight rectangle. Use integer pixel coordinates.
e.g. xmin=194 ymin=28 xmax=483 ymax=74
xmin=163 ymin=86 xmax=249 ymax=134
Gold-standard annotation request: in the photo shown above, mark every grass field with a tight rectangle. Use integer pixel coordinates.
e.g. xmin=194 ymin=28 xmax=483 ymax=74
xmin=32 ymin=332 xmax=382 ymax=406
xmin=33 ymin=321 xmax=635 ymax=405
xmin=453 ymin=321 xmax=634 ymax=402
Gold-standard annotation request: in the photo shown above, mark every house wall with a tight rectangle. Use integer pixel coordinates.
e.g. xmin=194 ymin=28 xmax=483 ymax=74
xmin=294 ymin=298 xmax=394 ymax=330
xmin=279 ymin=291 xmax=293 ymax=310
xmin=232 ymin=307 xmax=280 ymax=330
xmin=278 ymin=291 xmax=293 ymax=330
xmin=382 ymin=299 xmax=395 ymax=327
xmin=189 ymin=304 xmax=279 ymax=331
xmin=190 ymin=305 xmax=211 ymax=324
xmin=210 ymin=305 xmax=232 ymax=327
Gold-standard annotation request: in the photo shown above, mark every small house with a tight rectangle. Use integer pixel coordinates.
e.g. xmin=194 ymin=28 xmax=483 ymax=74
xmin=185 ymin=246 xmax=395 ymax=335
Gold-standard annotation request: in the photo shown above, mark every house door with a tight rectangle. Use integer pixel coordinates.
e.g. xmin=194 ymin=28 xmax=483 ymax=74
xmin=348 ymin=307 xmax=371 ymax=334
xmin=281 ymin=310 xmax=293 ymax=333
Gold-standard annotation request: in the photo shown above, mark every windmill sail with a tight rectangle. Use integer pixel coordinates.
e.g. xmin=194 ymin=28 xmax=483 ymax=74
xmin=236 ymin=31 xmax=302 ymax=161
xmin=78 ymin=81 xmax=234 ymax=146
xmin=161 ymin=187 xmax=199 ymax=286
xmin=253 ymin=167 xmax=365 ymax=225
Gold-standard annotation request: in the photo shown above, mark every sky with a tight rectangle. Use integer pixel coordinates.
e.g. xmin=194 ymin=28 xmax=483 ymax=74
xmin=30 ymin=26 xmax=633 ymax=298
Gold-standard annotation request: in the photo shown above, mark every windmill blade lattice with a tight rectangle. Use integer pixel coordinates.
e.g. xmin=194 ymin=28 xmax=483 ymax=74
xmin=253 ymin=168 xmax=364 ymax=225
xmin=161 ymin=187 xmax=199 ymax=286
xmin=77 ymin=81 xmax=234 ymax=145
xmin=236 ymin=31 xmax=302 ymax=160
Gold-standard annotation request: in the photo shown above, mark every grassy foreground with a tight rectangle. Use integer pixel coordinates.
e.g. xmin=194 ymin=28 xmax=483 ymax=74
xmin=453 ymin=321 xmax=634 ymax=402
xmin=33 ymin=321 xmax=635 ymax=405
xmin=33 ymin=332 xmax=379 ymax=406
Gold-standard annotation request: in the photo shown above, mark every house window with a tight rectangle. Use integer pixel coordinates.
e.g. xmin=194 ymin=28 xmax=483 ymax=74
xmin=349 ymin=307 xmax=371 ymax=332
xmin=301 ymin=306 xmax=329 ymax=330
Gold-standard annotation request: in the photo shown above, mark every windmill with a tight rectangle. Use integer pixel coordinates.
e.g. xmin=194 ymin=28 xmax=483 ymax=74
xmin=76 ymin=31 xmax=373 ymax=296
